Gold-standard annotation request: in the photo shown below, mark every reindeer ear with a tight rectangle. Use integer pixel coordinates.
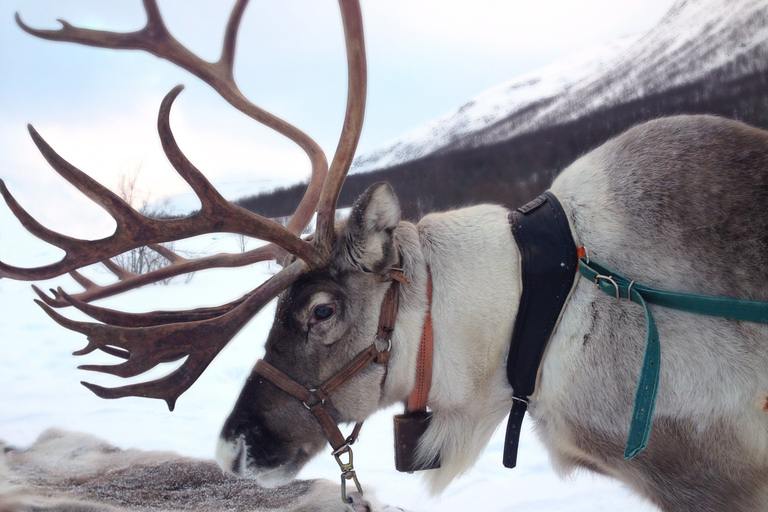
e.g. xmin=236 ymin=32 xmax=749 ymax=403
xmin=339 ymin=182 xmax=401 ymax=273
xmin=354 ymin=182 xmax=401 ymax=232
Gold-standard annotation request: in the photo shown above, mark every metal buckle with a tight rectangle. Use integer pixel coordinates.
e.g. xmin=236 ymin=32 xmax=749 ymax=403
xmin=627 ymin=280 xmax=636 ymax=300
xmin=302 ymin=389 xmax=325 ymax=410
xmin=511 ymin=395 xmax=530 ymax=406
xmin=334 ymin=446 xmax=363 ymax=504
xmin=595 ymin=274 xmax=620 ymax=300
xmin=374 ymin=337 xmax=392 ymax=353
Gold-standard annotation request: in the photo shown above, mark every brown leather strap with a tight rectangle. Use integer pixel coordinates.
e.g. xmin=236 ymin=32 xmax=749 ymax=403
xmin=315 ymin=344 xmax=379 ymax=399
xmin=254 ymin=360 xmax=313 ymax=403
xmin=407 ymin=267 xmax=433 ymax=412
xmin=255 ymin=345 xmax=379 ymax=402
xmin=375 ymin=275 xmax=402 ymax=370
xmin=378 ymin=273 xmax=403 ymax=340
xmin=349 ymin=421 xmax=364 ymax=442
xmin=310 ymin=402 xmax=348 ymax=450
xmin=252 ymin=274 xmax=404 ymax=453
xmin=388 ymin=268 xmax=410 ymax=283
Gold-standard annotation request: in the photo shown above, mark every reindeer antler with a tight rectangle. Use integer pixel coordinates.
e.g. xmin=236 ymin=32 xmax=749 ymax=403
xmin=1 ymin=86 xmax=320 ymax=283
xmin=3 ymin=0 xmax=368 ymax=408
xmin=314 ymin=0 xmax=367 ymax=256
xmin=15 ymin=0 xmax=328 ymax=241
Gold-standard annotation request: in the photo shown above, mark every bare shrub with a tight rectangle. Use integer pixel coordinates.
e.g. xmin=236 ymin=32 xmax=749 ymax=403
xmin=110 ymin=167 xmax=179 ymax=284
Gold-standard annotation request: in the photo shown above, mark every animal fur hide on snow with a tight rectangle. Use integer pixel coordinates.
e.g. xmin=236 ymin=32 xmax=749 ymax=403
xmin=0 ymin=429 xmax=398 ymax=512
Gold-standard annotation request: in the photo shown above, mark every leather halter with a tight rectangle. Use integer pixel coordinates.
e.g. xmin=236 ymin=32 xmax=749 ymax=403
xmin=254 ymin=341 xmax=389 ymax=453
xmin=251 ymin=268 xmax=408 ymax=502
xmin=253 ymin=269 xmax=406 ymax=452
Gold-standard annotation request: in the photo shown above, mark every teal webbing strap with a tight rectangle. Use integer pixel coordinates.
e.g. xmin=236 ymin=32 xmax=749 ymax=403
xmin=578 ymin=257 xmax=768 ymax=459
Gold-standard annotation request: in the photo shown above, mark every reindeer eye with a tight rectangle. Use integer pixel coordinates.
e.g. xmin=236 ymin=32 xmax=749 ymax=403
xmin=310 ymin=304 xmax=335 ymax=323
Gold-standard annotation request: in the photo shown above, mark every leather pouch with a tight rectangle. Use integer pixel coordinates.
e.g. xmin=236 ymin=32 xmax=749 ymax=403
xmin=393 ymin=410 xmax=440 ymax=472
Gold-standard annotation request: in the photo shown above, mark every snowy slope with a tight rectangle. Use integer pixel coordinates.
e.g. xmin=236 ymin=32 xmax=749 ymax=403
xmin=350 ymin=37 xmax=637 ymax=174
xmin=351 ymin=0 xmax=768 ymax=173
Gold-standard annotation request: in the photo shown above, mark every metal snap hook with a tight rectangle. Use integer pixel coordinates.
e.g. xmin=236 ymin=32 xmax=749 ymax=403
xmin=335 ymin=446 xmax=363 ymax=503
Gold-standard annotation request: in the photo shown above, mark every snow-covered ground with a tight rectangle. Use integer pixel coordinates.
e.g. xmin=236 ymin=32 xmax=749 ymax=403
xmin=0 ymin=205 xmax=657 ymax=511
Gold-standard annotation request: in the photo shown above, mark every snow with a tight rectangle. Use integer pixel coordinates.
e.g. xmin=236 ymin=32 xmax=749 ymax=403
xmin=0 ymin=212 xmax=657 ymax=511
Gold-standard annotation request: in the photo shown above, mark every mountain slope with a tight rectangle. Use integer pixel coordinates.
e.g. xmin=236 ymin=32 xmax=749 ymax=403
xmin=239 ymin=0 xmax=768 ymax=220
xmin=350 ymin=37 xmax=637 ymax=174
xmin=351 ymin=0 xmax=768 ymax=172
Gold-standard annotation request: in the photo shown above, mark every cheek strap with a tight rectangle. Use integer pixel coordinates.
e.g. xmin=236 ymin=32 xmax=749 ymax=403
xmin=252 ymin=272 xmax=405 ymax=503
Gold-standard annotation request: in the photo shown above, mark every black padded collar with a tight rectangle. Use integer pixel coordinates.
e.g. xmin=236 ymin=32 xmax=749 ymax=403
xmin=503 ymin=191 xmax=579 ymax=468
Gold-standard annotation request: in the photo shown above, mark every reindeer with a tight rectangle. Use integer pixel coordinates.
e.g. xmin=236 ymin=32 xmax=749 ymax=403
xmin=3 ymin=1 xmax=768 ymax=511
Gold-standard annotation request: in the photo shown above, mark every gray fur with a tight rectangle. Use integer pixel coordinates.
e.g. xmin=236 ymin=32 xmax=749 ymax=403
xmin=541 ymin=115 xmax=768 ymax=511
xmin=218 ymin=115 xmax=768 ymax=511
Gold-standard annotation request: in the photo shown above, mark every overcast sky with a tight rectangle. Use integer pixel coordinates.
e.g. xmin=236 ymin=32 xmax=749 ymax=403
xmin=0 ymin=0 xmax=675 ymax=240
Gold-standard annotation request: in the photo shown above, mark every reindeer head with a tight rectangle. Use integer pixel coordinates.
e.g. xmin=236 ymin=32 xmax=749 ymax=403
xmin=0 ymin=0 xmax=411 ymax=491
xmin=217 ymin=182 xmax=403 ymax=484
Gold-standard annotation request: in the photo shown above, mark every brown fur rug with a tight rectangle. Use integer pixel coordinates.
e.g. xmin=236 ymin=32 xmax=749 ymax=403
xmin=0 ymin=429 xmax=399 ymax=512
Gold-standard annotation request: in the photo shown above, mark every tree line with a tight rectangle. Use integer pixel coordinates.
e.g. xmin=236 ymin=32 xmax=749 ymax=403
xmin=237 ymin=68 xmax=768 ymax=222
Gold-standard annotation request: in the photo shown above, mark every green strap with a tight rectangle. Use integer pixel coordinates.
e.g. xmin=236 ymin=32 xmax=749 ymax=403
xmin=578 ymin=257 xmax=768 ymax=460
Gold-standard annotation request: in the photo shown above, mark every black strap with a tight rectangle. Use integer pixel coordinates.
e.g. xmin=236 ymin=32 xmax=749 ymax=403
xmin=504 ymin=191 xmax=579 ymax=468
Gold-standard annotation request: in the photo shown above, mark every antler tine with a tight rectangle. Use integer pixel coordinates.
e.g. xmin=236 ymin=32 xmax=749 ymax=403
xmin=57 ymin=287 xmax=254 ymax=328
xmin=34 ymin=258 xmax=309 ymax=411
xmin=314 ymin=0 xmax=368 ymax=256
xmin=0 ymin=87 xmax=322 ymax=282
xmin=15 ymin=0 xmax=328 ymax=241
xmin=148 ymin=244 xmax=181 ymax=264
xmin=156 ymin=85 xmax=230 ymax=217
xmin=220 ymin=0 xmax=248 ymax=77
xmin=101 ymin=260 xmax=133 ymax=280
xmin=34 ymin=243 xmax=283 ymax=308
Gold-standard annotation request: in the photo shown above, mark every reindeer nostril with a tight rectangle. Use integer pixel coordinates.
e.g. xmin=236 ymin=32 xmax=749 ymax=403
xmin=216 ymin=434 xmax=248 ymax=476
xmin=233 ymin=436 xmax=247 ymax=474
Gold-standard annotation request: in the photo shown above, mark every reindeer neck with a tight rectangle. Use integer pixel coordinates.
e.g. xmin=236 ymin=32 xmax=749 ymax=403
xmin=379 ymin=221 xmax=430 ymax=407
xmin=400 ymin=204 xmax=524 ymax=489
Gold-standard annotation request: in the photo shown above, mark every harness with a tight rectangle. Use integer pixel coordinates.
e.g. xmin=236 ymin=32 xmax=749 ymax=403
xmin=253 ymin=190 xmax=768 ymax=502
xmin=504 ymin=191 xmax=580 ymax=468
xmin=579 ymin=256 xmax=768 ymax=458
xmin=506 ymin=191 xmax=768 ymax=465
xmin=252 ymin=268 xmax=408 ymax=503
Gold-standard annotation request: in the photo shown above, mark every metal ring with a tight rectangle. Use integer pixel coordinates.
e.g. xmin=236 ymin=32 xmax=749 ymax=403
xmin=374 ymin=337 xmax=391 ymax=353
xmin=303 ymin=389 xmax=324 ymax=410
